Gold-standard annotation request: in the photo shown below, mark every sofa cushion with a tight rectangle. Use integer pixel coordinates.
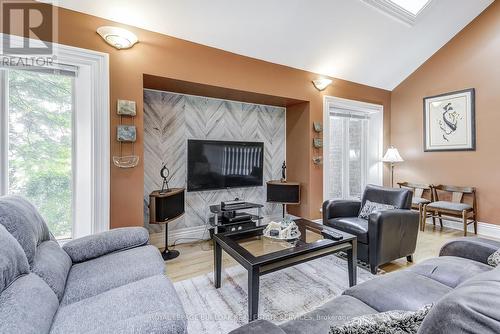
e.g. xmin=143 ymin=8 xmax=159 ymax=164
xmin=325 ymin=218 xmax=368 ymax=244
xmin=0 ymin=196 xmax=50 ymax=264
xmin=61 ymin=245 xmax=164 ymax=305
xmin=31 ymin=240 xmax=72 ymax=301
xmin=358 ymin=200 xmax=395 ymax=220
xmin=0 ymin=273 xmax=59 ymax=334
xmin=329 ymin=304 xmax=432 ymax=334
xmin=343 ymin=271 xmax=451 ymax=312
xmin=419 ymin=267 xmax=500 ymax=334
xmin=488 ymin=249 xmax=500 ymax=267
xmin=50 ymin=274 xmax=187 ymax=334
xmin=407 ymin=256 xmax=491 ymax=288
xmin=0 ymin=224 xmax=30 ymax=293
xmin=280 ymin=295 xmax=377 ymax=334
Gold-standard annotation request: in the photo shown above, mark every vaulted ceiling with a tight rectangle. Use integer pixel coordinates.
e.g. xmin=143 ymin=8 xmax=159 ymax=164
xmin=49 ymin=0 xmax=493 ymax=90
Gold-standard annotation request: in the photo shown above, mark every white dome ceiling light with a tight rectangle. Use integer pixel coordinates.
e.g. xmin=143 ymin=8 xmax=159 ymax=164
xmin=97 ymin=26 xmax=138 ymax=49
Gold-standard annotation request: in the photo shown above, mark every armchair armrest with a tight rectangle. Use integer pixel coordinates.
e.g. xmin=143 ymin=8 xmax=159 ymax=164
xmin=62 ymin=227 xmax=149 ymax=263
xmin=322 ymin=200 xmax=361 ymax=221
xmin=368 ymin=209 xmax=420 ymax=265
xmin=439 ymin=237 xmax=500 ymax=265
xmin=228 ymin=320 xmax=286 ymax=334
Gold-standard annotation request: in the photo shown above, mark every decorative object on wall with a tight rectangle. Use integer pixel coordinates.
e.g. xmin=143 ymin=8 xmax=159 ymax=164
xmin=143 ymin=90 xmax=285 ymax=233
xmin=423 ymin=88 xmax=475 ymax=152
xmin=382 ymin=146 xmax=404 ymax=187
xmin=97 ymin=26 xmax=138 ymax=49
xmin=117 ymin=99 xmax=137 ymax=116
xmin=112 ymin=155 xmax=139 ymax=168
xmin=313 ymin=138 xmax=323 ymax=148
xmin=312 ymin=156 xmax=323 ymax=165
xmin=117 ymin=125 xmax=137 ymax=142
xmin=113 ymin=98 xmax=139 ymax=168
xmin=312 ymin=78 xmax=332 ymax=91
xmin=312 ymin=121 xmax=323 ymax=164
xmin=313 ymin=121 xmax=323 ymax=133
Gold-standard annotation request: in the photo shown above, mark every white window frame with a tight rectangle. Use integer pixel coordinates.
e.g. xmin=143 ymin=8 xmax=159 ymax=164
xmin=323 ymin=96 xmax=384 ymax=202
xmin=0 ymin=34 xmax=110 ymax=239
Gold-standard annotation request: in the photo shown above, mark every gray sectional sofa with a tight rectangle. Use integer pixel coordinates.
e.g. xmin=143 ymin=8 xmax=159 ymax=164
xmin=0 ymin=196 xmax=187 ymax=334
xmin=231 ymin=237 xmax=500 ymax=334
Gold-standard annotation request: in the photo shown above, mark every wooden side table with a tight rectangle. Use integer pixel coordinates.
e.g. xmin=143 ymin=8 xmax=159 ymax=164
xmin=149 ymin=188 xmax=185 ymax=260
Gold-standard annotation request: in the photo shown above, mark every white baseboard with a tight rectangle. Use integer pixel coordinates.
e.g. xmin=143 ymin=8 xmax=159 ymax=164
xmin=424 ymin=218 xmax=500 ymax=239
xmin=149 ymin=225 xmax=210 ymax=248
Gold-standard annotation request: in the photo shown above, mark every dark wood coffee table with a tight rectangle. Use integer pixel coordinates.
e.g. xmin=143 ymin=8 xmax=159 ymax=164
xmin=213 ymin=218 xmax=357 ymax=322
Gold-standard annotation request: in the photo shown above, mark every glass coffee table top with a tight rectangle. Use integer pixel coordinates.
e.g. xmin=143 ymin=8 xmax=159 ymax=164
xmin=220 ymin=218 xmax=354 ymax=260
xmin=237 ymin=227 xmax=324 ymax=257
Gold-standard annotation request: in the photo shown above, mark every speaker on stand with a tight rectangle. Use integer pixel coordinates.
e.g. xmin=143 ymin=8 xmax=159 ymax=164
xmin=266 ymin=181 xmax=301 ymax=218
xmin=149 ymin=188 xmax=185 ymax=261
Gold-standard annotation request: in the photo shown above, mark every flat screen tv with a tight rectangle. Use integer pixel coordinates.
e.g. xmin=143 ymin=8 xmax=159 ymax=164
xmin=187 ymin=139 xmax=264 ymax=192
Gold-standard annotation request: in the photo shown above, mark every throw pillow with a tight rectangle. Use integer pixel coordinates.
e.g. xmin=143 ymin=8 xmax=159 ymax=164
xmin=329 ymin=304 xmax=432 ymax=334
xmin=488 ymin=249 xmax=500 ymax=267
xmin=358 ymin=200 xmax=395 ymax=220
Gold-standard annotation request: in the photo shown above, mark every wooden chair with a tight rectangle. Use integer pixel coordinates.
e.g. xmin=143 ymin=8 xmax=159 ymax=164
xmin=423 ymin=185 xmax=477 ymax=236
xmin=397 ymin=182 xmax=433 ymax=231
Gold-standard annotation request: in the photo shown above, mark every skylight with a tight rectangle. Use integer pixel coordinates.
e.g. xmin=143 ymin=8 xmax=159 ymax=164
xmin=389 ymin=0 xmax=430 ymax=15
xmin=362 ymin=0 xmax=433 ymax=25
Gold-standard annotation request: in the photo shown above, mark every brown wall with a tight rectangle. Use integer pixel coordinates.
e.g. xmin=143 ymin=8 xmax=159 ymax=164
xmin=4 ymin=4 xmax=391 ymax=227
xmin=391 ymin=1 xmax=500 ymax=223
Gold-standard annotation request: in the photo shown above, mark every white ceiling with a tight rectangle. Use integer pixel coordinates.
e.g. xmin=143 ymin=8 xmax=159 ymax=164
xmin=49 ymin=0 xmax=493 ymax=90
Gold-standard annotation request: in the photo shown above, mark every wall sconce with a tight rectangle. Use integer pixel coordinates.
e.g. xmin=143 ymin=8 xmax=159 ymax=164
xmin=312 ymin=78 xmax=332 ymax=91
xmin=97 ymin=26 xmax=138 ymax=49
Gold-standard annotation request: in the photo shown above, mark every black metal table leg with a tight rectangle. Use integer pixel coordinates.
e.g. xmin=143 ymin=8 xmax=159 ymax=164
xmin=214 ymin=239 xmax=222 ymax=289
xmin=248 ymin=267 xmax=260 ymax=321
xmin=347 ymin=240 xmax=357 ymax=287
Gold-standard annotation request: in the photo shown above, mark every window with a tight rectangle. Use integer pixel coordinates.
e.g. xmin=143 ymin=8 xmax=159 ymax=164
xmin=389 ymin=0 xmax=430 ymax=15
xmin=362 ymin=0 xmax=432 ymax=25
xmin=6 ymin=69 xmax=74 ymax=239
xmin=0 ymin=34 xmax=110 ymax=240
xmin=323 ymin=97 xmax=383 ymax=201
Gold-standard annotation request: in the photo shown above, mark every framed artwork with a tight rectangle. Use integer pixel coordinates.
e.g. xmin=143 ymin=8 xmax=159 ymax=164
xmin=117 ymin=125 xmax=137 ymax=142
xmin=423 ymin=88 xmax=475 ymax=152
xmin=117 ymin=99 xmax=137 ymax=116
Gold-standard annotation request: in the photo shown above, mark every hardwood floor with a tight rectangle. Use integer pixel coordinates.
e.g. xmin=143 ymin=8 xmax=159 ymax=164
xmin=164 ymin=224 xmax=484 ymax=283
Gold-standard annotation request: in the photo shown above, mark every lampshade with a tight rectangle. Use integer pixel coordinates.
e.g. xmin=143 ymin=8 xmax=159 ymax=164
xmin=382 ymin=147 xmax=404 ymax=163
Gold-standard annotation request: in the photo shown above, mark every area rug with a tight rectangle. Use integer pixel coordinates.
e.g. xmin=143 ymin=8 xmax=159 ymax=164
xmin=173 ymin=255 xmax=376 ymax=334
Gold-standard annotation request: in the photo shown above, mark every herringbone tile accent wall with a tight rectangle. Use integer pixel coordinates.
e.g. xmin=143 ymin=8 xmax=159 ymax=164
xmin=143 ymin=90 xmax=285 ymax=234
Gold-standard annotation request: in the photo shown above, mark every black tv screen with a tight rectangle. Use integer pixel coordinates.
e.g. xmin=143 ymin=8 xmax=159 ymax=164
xmin=187 ymin=139 xmax=264 ymax=192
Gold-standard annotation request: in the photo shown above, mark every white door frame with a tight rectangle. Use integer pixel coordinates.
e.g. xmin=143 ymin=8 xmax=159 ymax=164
xmin=323 ymin=96 xmax=384 ymax=202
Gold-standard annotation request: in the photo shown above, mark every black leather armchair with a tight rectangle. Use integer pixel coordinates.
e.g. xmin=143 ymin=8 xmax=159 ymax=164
xmin=323 ymin=184 xmax=419 ymax=274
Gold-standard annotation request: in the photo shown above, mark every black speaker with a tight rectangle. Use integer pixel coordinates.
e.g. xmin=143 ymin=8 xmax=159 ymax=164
xmin=266 ymin=181 xmax=301 ymax=204
xmin=149 ymin=188 xmax=185 ymax=223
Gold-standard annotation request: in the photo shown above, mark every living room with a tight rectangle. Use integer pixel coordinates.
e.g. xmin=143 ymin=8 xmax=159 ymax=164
xmin=1 ymin=0 xmax=499 ymax=333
